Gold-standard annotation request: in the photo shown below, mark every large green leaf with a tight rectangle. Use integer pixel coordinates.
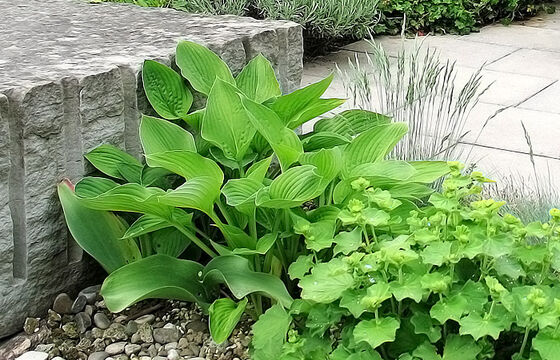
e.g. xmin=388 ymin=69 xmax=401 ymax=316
xmin=302 ymin=131 xmax=350 ymax=152
xmin=150 ymin=227 xmax=191 ymax=257
xmin=203 ymin=255 xmax=293 ymax=308
xmin=85 ymin=144 xmax=143 ymax=182
xmin=313 ymin=109 xmax=391 ymax=137
xmin=342 ymin=123 xmax=408 ymax=176
xmin=299 ymin=258 xmax=353 ymax=303
xmin=267 ymin=73 xmax=343 ymax=128
xmin=354 ymin=317 xmax=400 ymax=349
xmin=100 ymin=254 xmax=209 ymax=312
xmin=142 ymin=60 xmax=193 ymax=119
xmin=175 ymin=40 xmax=235 ymax=95
xmin=242 ymin=97 xmax=303 ymax=171
xmin=208 ymin=298 xmax=248 ymax=344
xmin=203 ymin=80 xmax=257 ymax=162
xmin=159 ymin=176 xmax=221 ymax=215
xmin=236 ymin=54 xmax=281 ymax=103
xmin=408 ymin=161 xmax=450 ymax=183
xmin=251 ymin=305 xmax=292 ymax=360
xmin=255 ymin=165 xmax=323 ymax=208
xmin=533 ymin=329 xmax=560 ymax=360
xmin=442 ymin=335 xmax=481 ymax=360
xmin=58 ymin=180 xmax=141 ymax=273
xmin=299 ymin=147 xmax=342 ymax=186
xmin=139 ymin=115 xmax=196 ymax=166
xmin=146 ymin=150 xmax=223 ymax=182
xmin=75 ymin=178 xmax=173 ymax=218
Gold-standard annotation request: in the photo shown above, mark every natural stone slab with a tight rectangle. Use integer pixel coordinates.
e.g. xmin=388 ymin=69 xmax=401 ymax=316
xmin=0 ymin=0 xmax=303 ymax=339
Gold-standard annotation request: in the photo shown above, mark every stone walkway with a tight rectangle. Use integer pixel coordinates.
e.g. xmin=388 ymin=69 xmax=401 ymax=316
xmin=303 ymin=9 xmax=560 ymax=188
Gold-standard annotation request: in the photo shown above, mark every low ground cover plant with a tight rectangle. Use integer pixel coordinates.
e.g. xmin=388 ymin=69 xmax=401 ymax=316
xmin=58 ymin=42 xmax=560 ymax=359
xmin=103 ymin=0 xmax=552 ymax=54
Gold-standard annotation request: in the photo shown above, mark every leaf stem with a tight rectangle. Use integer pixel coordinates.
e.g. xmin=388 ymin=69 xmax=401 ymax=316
xmin=519 ymin=326 xmax=531 ymax=358
xmin=173 ymin=223 xmax=217 ymax=258
xmin=216 ymin=198 xmax=235 ymax=226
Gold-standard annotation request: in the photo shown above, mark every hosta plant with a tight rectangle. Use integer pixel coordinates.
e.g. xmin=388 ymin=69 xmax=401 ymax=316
xmin=58 ymin=40 xmax=448 ymax=344
xmin=252 ymin=162 xmax=560 ymax=360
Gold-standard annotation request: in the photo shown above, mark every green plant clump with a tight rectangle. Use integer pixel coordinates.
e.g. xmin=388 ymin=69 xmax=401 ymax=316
xmin=58 ymin=41 xmax=560 ymax=359
xmin=254 ymin=162 xmax=560 ymax=359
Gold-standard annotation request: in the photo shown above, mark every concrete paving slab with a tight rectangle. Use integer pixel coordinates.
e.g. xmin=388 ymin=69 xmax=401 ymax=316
xmin=518 ymin=80 xmax=560 ymax=113
xmin=461 ymin=24 xmax=560 ymax=53
xmin=485 ymin=48 xmax=560 ymax=79
xmin=343 ymin=36 xmax=519 ymax=68
xmin=522 ymin=10 xmax=560 ymax=31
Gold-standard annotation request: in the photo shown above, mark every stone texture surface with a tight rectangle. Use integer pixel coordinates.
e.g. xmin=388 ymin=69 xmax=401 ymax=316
xmin=0 ymin=0 xmax=303 ymax=339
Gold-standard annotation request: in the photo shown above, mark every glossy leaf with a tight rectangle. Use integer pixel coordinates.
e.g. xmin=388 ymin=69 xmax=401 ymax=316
xmin=85 ymin=144 xmax=143 ymax=182
xmin=58 ymin=180 xmax=141 ymax=273
xmin=236 ymin=54 xmax=281 ymax=103
xmin=208 ymin=298 xmax=248 ymax=344
xmin=175 ymin=40 xmax=234 ymax=95
xmin=142 ymin=60 xmax=193 ymax=119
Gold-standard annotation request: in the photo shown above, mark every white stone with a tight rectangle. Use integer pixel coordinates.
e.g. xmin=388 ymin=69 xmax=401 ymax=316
xmin=16 ymin=352 xmax=48 ymax=360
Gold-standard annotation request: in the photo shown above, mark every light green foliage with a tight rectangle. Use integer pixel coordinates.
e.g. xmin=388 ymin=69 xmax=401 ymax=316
xmin=253 ymin=162 xmax=560 ymax=358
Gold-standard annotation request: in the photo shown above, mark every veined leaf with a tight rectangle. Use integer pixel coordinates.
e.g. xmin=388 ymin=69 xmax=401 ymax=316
xmin=267 ymin=73 xmax=338 ymax=128
xmin=85 ymin=144 xmax=143 ymax=182
xmin=242 ymin=97 xmax=303 ymax=171
xmin=343 ymin=123 xmax=408 ymax=176
xmin=146 ymin=150 xmax=223 ymax=183
xmin=408 ymin=161 xmax=450 ymax=183
xmin=58 ymin=180 xmax=141 ymax=273
xmin=232 ymin=233 xmax=278 ymax=255
xmin=140 ymin=115 xmax=196 ymax=167
xmin=299 ymin=148 xmax=342 ymax=186
xmin=302 ymin=131 xmax=350 ymax=152
xmin=159 ymin=176 xmax=221 ymax=215
xmin=122 ymin=209 xmax=193 ymax=239
xmin=299 ymin=258 xmax=353 ymax=303
xmin=75 ymin=178 xmax=173 ymax=218
xmin=175 ymin=40 xmax=234 ymax=95
xmin=246 ymin=156 xmax=272 ymax=182
xmin=142 ymin=60 xmax=193 ymax=119
xmin=287 ymin=98 xmax=346 ymax=130
xmin=203 ymin=255 xmax=293 ymax=308
xmin=151 ymin=227 xmax=191 ymax=257
xmin=314 ymin=109 xmax=391 ymax=137
xmin=203 ymin=80 xmax=256 ymax=162
xmin=236 ymin=54 xmax=281 ymax=103
xmin=222 ymin=177 xmax=264 ymax=210
xmin=256 ymin=165 xmax=323 ymax=208
xmin=100 ymin=254 xmax=209 ymax=312
xmin=209 ymin=298 xmax=248 ymax=344
xmin=347 ymin=160 xmax=417 ymax=182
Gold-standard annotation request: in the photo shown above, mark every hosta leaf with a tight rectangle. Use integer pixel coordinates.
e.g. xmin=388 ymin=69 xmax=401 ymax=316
xmin=314 ymin=109 xmax=391 ymax=137
xmin=209 ymin=298 xmax=248 ymax=344
xmin=299 ymin=147 xmax=342 ymax=185
xmin=203 ymin=255 xmax=293 ymax=308
xmin=256 ymin=165 xmax=323 ymax=208
xmin=203 ymin=80 xmax=256 ymax=162
xmin=246 ymin=156 xmax=272 ymax=182
xmin=410 ymin=312 xmax=441 ymax=342
xmin=146 ymin=151 xmax=223 ymax=183
xmin=342 ymin=123 xmax=408 ymax=176
xmin=222 ymin=178 xmax=263 ymax=207
xmin=442 ymin=335 xmax=481 ymax=360
xmin=232 ymin=233 xmax=278 ymax=255
xmin=142 ymin=60 xmax=193 ymax=119
xmin=158 ymin=176 xmax=221 ymax=215
xmin=408 ymin=161 xmax=450 ymax=183
xmin=85 ymin=144 xmax=143 ymax=182
xmin=75 ymin=178 xmax=172 ymax=218
xmin=302 ymin=131 xmax=350 ymax=151
xmin=287 ymin=98 xmax=346 ymax=130
xmin=236 ymin=54 xmax=281 ymax=103
xmin=218 ymin=224 xmax=255 ymax=249
xmin=354 ymin=317 xmax=400 ymax=349
xmin=139 ymin=115 xmax=196 ymax=166
xmin=58 ymin=181 xmax=141 ymax=273
xmin=251 ymin=305 xmax=291 ymax=360
xmin=347 ymin=160 xmax=416 ymax=182
xmin=175 ymin=40 xmax=234 ymax=95
xmin=299 ymin=258 xmax=353 ymax=303
xmin=242 ymin=97 xmax=303 ymax=171
xmin=267 ymin=73 xmax=337 ymax=128
xmin=101 ymin=254 xmax=209 ymax=312
xmin=533 ymin=329 xmax=560 ymax=360
xmin=122 ymin=211 xmax=192 ymax=239
xmin=333 ymin=227 xmax=363 ymax=255
xmin=209 ymin=147 xmax=257 ymax=170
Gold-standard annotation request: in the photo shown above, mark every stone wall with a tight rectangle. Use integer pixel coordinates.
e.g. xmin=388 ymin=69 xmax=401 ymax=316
xmin=0 ymin=0 xmax=303 ymax=338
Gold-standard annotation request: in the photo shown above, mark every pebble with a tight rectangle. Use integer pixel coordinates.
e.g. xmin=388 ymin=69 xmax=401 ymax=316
xmin=35 ymin=344 xmax=54 ymax=352
xmin=79 ymin=285 xmax=101 ymax=304
xmin=75 ymin=312 xmax=92 ymax=333
xmin=62 ymin=322 xmax=79 ymax=339
xmin=104 ymin=323 xmax=128 ymax=341
xmin=93 ymin=312 xmax=111 ymax=330
xmin=71 ymin=294 xmax=87 ymax=313
xmin=105 ymin=342 xmax=127 ymax=355
xmin=136 ymin=323 xmax=153 ymax=343
xmin=124 ymin=344 xmax=141 ymax=356
xmin=23 ymin=317 xmax=39 ymax=335
xmin=153 ymin=327 xmax=179 ymax=344
xmin=52 ymin=357 xmax=65 ymax=360
xmin=85 ymin=304 xmax=94 ymax=317
xmin=52 ymin=293 xmax=73 ymax=314
xmin=167 ymin=349 xmax=180 ymax=360
xmin=134 ymin=315 xmax=155 ymax=325
xmin=15 ymin=352 xmax=49 ymax=360
xmin=88 ymin=351 xmax=109 ymax=360
xmin=125 ymin=320 xmax=138 ymax=336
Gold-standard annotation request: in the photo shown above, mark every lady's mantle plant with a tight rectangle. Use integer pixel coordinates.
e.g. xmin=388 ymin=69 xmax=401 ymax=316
xmin=252 ymin=162 xmax=560 ymax=360
xmin=58 ymin=40 xmax=447 ymax=345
